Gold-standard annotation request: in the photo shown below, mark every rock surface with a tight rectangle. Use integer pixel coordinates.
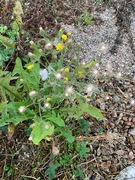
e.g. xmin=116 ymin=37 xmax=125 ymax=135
xmin=115 ymin=164 xmax=135 ymax=180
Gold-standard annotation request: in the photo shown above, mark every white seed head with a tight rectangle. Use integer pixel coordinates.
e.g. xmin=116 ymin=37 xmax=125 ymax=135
xmin=29 ymin=90 xmax=37 ymax=98
xmin=28 ymin=52 xmax=34 ymax=57
xmin=45 ymin=43 xmax=53 ymax=50
xmin=65 ymin=93 xmax=69 ymax=97
xmin=39 ymin=26 xmax=43 ymax=31
xmin=44 ymin=102 xmax=50 ymax=108
xmin=18 ymin=106 xmax=26 ymax=113
xmin=44 ymin=124 xmax=50 ymax=129
xmin=29 ymin=136 xmax=32 ymax=141
xmin=66 ymin=86 xmax=74 ymax=94
xmin=86 ymin=84 xmax=94 ymax=93
xmin=55 ymin=73 xmax=62 ymax=79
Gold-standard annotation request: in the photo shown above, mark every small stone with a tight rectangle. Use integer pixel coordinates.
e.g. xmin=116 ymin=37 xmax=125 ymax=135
xmin=129 ymin=128 xmax=135 ymax=136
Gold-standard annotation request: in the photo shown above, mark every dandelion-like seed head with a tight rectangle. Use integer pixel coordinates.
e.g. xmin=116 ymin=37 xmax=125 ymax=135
xmin=86 ymin=84 xmax=96 ymax=95
xmin=29 ymin=41 xmax=34 ymax=45
xmin=29 ymin=90 xmax=37 ymax=98
xmin=65 ymin=93 xmax=69 ymax=97
xmin=18 ymin=106 xmax=26 ymax=113
xmin=44 ymin=102 xmax=50 ymax=108
xmin=44 ymin=124 xmax=50 ymax=130
xmin=66 ymin=86 xmax=74 ymax=94
xmin=55 ymin=73 xmax=62 ymax=79
xmin=39 ymin=26 xmax=43 ymax=31
xmin=28 ymin=52 xmax=34 ymax=57
xmin=45 ymin=43 xmax=53 ymax=50
xmin=29 ymin=136 xmax=33 ymax=141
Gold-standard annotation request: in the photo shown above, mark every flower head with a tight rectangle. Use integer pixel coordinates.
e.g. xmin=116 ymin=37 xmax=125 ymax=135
xmin=29 ymin=90 xmax=37 ymax=98
xmin=28 ymin=52 xmax=34 ymax=57
xmin=67 ymin=32 xmax=71 ymax=36
xmin=44 ymin=102 xmax=50 ymax=108
xmin=27 ymin=64 xmax=34 ymax=70
xmin=46 ymin=97 xmax=51 ymax=101
xmin=64 ymin=68 xmax=69 ymax=73
xmin=66 ymin=86 xmax=74 ymax=95
xmin=85 ymin=84 xmax=97 ymax=96
xmin=29 ymin=41 xmax=34 ymax=45
xmin=39 ymin=69 xmax=48 ymax=81
xmin=64 ymin=77 xmax=68 ymax=82
xmin=55 ymin=73 xmax=62 ymax=79
xmin=56 ymin=43 xmax=63 ymax=51
xmin=45 ymin=43 xmax=53 ymax=50
xmin=18 ymin=106 xmax=26 ymax=113
xmin=62 ymin=34 xmax=67 ymax=41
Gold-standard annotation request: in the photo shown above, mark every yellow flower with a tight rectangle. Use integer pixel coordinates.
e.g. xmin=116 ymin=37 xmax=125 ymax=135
xmin=65 ymin=68 xmax=69 ymax=73
xmin=67 ymin=59 xmax=71 ymax=63
xmin=64 ymin=77 xmax=68 ymax=82
xmin=78 ymin=71 xmax=83 ymax=75
xmin=62 ymin=34 xmax=68 ymax=41
xmin=67 ymin=32 xmax=71 ymax=36
xmin=46 ymin=97 xmax=51 ymax=101
xmin=27 ymin=64 xmax=34 ymax=70
xmin=56 ymin=43 xmax=63 ymax=51
xmin=84 ymin=95 xmax=88 ymax=99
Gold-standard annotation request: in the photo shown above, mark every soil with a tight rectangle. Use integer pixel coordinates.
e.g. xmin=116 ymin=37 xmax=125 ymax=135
xmin=0 ymin=0 xmax=135 ymax=180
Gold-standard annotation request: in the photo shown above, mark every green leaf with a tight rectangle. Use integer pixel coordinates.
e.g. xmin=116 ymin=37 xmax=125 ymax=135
xmin=55 ymin=127 xmax=74 ymax=143
xmin=45 ymin=163 xmax=59 ymax=180
xmin=79 ymin=102 xmax=103 ymax=120
xmin=30 ymin=119 xmax=54 ymax=145
xmin=76 ymin=141 xmax=90 ymax=159
xmin=84 ymin=59 xmax=95 ymax=69
xmin=45 ymin=110 xmax=65 ymax=127
xmin=13 ymin=57 xmax=24 ymax=75
xmin=0 ymin=101 xmax=7 ymax=112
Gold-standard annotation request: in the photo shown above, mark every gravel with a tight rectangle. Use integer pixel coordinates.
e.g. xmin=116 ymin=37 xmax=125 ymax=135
xmin=61 ymin=5 xmax=135 ymax=79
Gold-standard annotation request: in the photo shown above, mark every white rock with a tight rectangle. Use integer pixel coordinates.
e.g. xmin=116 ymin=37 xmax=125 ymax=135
xmin=115 ymin=165 xmax=135 ymax=180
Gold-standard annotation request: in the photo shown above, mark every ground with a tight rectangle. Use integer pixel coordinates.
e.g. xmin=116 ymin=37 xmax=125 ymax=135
xmin=0 ymin=0 xmax=135 ymax=180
